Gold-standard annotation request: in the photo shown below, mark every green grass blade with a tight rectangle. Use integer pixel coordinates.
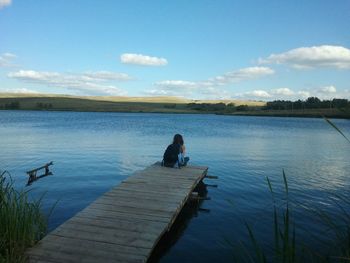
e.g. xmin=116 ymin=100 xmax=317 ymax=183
xmin=324 ymin=117 xmax=350 ymax=143
xmin=245 ymin=222 xmax=267 ymax=263
xmin=283 ymin=169 xmax=288 ymax=197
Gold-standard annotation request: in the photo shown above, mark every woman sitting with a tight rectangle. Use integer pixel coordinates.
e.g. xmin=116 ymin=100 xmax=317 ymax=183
xmin=162 ymin=134 xmax=190 ymax=168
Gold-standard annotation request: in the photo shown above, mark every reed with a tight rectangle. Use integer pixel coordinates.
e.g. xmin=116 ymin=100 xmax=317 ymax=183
xmin=235 ymin=118 xmax=350 ymax=262
xmin=238 ymin=172 xmax=297 ymax=263
xmin=0 ymin=170 xmax=48 ymax=262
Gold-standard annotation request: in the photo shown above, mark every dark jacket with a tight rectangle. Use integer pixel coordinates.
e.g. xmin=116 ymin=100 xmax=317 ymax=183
xmin=163 ymin=143 xmax=181 ymax=167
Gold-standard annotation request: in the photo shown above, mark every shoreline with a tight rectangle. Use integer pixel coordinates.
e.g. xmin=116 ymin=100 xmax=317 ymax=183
xmin=1 ymin=108 xmax=349 ymax=120
xmin=0 ymin=95 xmax=349 ymax=119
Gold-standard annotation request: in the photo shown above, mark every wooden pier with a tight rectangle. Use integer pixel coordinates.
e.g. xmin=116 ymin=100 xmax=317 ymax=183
xmin=27 ymin=163 xmax=208 ymax=263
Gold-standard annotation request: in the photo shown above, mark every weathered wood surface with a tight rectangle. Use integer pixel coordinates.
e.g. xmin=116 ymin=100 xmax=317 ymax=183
xmin=27 ymin=163 xmax=208 ymax=263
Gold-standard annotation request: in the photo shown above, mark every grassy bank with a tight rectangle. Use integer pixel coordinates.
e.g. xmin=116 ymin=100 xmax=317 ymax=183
xmin=0 ymin=93 xmax=264 ymax=114
xmin=1 ymin=94 xmax=349 ymax=118
xmin=0 ymin=170 xmax=48 ymax=262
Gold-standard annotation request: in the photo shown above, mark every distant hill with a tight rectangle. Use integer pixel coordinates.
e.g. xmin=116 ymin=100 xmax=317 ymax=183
xmin=0 ymin=93 xmax=266 ymax=106
xmin=1 ymin=93 xmax=348 ymax=118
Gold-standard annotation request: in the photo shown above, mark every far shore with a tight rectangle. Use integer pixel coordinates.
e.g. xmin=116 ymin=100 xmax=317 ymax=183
xmin=0 ymin=94 xmax=349 ymax=119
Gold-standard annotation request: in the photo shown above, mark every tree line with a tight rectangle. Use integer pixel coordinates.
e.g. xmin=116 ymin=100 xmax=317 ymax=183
xmin=186 ymin=97 xmax=350 ymax=113
xmin=265 ymin=97 xmax=350 ymax=110
xmin=0 ymin=101 xmax=53 ymax=110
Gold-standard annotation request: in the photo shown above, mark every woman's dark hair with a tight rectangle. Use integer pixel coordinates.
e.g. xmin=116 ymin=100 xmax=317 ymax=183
xmin=173 ymin=134 xmax=184 ymax=145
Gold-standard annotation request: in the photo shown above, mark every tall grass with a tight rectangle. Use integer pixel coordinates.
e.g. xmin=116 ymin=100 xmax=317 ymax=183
xmin=0 ymin=170 xmax=48 ymax=263
xmin=235 ymin=118 xmax=350 ymax=262
xmin=236 ymin=173 xmax=350 ymax=263
xmin=238 ymin=172 xmax=297 ymax=263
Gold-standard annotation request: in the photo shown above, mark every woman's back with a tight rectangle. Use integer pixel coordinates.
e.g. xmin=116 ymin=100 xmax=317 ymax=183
xmin=163 ymin=143 xmax=181 ymax=167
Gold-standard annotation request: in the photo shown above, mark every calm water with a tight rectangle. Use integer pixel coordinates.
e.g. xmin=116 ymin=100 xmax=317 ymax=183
xmin=1 ymin=111 xmax=349 ymax=262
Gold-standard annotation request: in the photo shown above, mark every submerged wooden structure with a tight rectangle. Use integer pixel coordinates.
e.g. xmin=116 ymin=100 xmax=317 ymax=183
xmin=26 ymin=161 xmax=53 ymax=186
xmin=27 ymin=163 xmax=208 ymax=263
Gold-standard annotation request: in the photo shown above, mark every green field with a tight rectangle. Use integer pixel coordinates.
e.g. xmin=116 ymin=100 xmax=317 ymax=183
xmin=0 ymin=93 xmax=349 ymax=118
xmin=0 ymin=93 xmax=264 ymax=113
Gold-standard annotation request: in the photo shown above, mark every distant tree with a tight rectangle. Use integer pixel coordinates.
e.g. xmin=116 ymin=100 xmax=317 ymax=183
xmin=332 ymin=99 xmax=348 ymax=108
xmin=305 ymin=97 xmax=321 ymax=109
xmin=5 ymin=101 xmax=20 ymax=109
xmin=36 ymin=102 xmax=53 ymax=110
xmin=264 ymin=97 xmax=349 ymax=111
xmin=164 ymin=104 xmax=177 ymax=109
xmin=236 ymin=105 xmax=249 ymax=111
xmin=226 ymin=103 xmax=236 ymax=113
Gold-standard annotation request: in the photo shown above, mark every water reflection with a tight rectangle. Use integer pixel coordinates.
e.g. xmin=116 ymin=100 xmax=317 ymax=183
xmin=149 ymin=181 xmax=209 ymax=263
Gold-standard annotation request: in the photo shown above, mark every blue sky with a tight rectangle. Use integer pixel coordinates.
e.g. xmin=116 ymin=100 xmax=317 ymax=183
xmin=1 ymin=0 xmax=350 ymax=100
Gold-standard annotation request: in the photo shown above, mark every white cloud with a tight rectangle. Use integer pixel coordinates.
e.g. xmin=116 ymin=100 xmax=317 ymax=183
xmin=309 ymin=85 xmax=337 ymax=100
xmin=120 ymin=53 xmax=168 ymax=66
xmin=238 ymin=86 xmax=343 ymax=101
xmin=148 ymin=80 xmax=229 ymax=98
xmin=338 ymin=89 xmax=350 ymax=99
xmin=146 ymin=80 xmax=196 ymax=96
xmin=0 ymin=88 xmax=39 ymax=94
xmin=244 ymin=90 xmax=271 ymax=98
xmin=83 ymin=71 xmax=132 ymax=81
xmin=7 ymin=70 xmax=130 ymax=95
xmin=154 ymin=80 xmax=197 ymax=90
xmin=210 ymin=66 xmax=274 ymax=85
xmin=147 ymin=66 xmax=274 ymax=97
xmin=271 ymin=88 xmax=294 ymax=96
xmin=0 ymin=52 xmax=17 ymax=67
xmin=318 ymin=85 xmax=336 ymax=94
xmin=8 ymin=70 xmax=59 ymax=80
xmin=259 ymin=45 xmax=350 ymax=69
xmin=293 ymin=86 xmax=340 ymax=100
xmin=297 ymin=91 xmax=311 ymax=99
xmin=0 ymin=0 xmax=11 ymax=9
xmin=230 ymin=84 xmax=349 ymax=101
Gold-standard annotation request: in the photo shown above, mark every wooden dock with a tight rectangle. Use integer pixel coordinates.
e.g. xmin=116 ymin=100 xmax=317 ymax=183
xmin=27 ymin=163 xmax=208 ymax=263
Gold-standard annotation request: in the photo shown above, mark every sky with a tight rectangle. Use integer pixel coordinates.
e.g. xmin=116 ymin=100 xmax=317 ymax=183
xmin=0 ymin=0 xmax=350 ymax=100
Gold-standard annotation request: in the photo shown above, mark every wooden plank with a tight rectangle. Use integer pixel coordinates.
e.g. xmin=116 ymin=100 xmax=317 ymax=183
xmin=109 ymin=186 xmax=188 ymax=198
xmin=41 ymin=234 xmax=149 ymax=257
xmin=104 ymin=191 xmax=185 ymax=204
xmin=28 ymin=243 xmax=145 ymax=263
xmin=52 ymin=225 xmax=157 ymax=249
xmin=150 ymin=162 xmax=208 ymax=172
xmin=118 ymin=183 xmax=191 ymax=193
xmin=102 ymin=192 xmax=181 ymax=205
xmin=27 ymin=164 xmax=208 ymax=263
xmin=141 ymin=169 xmax=201 ymax=178
xmin=119 ymin=182 xmax=192 ymax=192
xmin=93 ymin=197 xmax=180 ymax=212
xmin=146 ymin=165 xmax=207 ymax=174
xmin=80 ymin=207 xmax=171 ymax=223
xmin=86 ymin=202 xmax=175 ymax=218
xmin=124 ymin=176 xmax=195 ymax=184
xmin=70 ymin=215 xmax=168 ymax=235
xmin=75 ymin=210 xmax=169 ymax=227
xmin=136 ymin=169 xmax=197 ymax=178
xmin=109 ymin=186 xmax=187 ymax=197
xmin=28 ymin=239 xmax=147 ymax=262
xmin=121 ymin=179 xmax=193 ymax=189
xmin=52 ymin=221 xmax=159 ymax=245
xmin=55 ymin=219 xmax=161 ymax=239
xmin=122 ymin=179 xmax=195 ymax=188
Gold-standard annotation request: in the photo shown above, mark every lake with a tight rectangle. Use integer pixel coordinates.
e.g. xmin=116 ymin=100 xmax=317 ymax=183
xmin=1 ymin=110 xmax=349 ymax=262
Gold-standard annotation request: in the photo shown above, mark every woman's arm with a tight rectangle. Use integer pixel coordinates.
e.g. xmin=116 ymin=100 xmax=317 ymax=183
xmin=181 ymin=145 xmax=186 ymax=155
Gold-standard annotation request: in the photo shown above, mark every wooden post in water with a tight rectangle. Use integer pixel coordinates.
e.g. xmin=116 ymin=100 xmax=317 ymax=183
xmin=26 ymin=161 xmax=53 ymax=185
